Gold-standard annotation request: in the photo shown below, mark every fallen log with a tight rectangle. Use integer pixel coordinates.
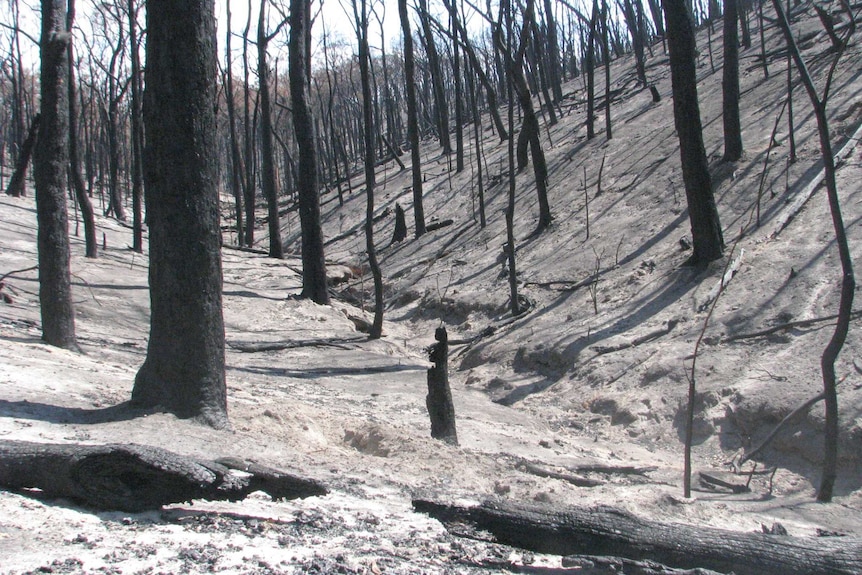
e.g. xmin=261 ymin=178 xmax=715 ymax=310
xmin=412 ymin=498 xmax=862 ymax=575
xmin=0 ymin=440 xmax=327 ymax=512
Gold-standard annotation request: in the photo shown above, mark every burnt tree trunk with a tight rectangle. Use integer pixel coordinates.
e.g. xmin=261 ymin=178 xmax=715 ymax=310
xmin=0 ymin=440 xmax=326 ymax=512
xmin=399 ymin=0 xmax=426 ymax=237
xmin=5 ymin=113 xmax=39 ymax=198
xmin=35 ymin=0 xmax=77 ymax=350
xmin=418 ymin=0 xmax=451 ymax=155
xmin=134 ymin=0 xmax=228 ymax=429
xmin=663 ymin=0 xmax=724 ymax=264
xmin=290 ymin=0 xmax=329 ymax=304
xmin=426 ymin=326 xmax=458 ymax=444
xmin=257 ymin=0 xmax=284 ymax=259
xmin=413 ymin=498 xmax=862 ymax=575
xmin=67 ymin=1 xmax=97 ymax=259
xmin=354 ymin=0 xmax=384 ymax=339
xmin=722 ymin=0 xmax=743 ymax=161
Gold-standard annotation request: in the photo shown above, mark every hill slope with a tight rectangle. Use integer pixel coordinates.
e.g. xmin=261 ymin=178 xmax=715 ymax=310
xmin=1 ymin=4 xmax=862 ymax=574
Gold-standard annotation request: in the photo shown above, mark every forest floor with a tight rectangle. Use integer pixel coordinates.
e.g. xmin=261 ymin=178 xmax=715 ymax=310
xmin=2 ymin=4 xmax=862 ymax=574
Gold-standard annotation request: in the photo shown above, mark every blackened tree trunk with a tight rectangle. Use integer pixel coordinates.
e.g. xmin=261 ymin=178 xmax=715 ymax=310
xmin=418 ymin=0 xmax=451 ymax=155
xmin=618 ymin=0 xmax=648 ymax=86
xmin=289 ymin=0 xmax=328 ymax=304
xmin=224 ymin=0 xmax=245 ymax=244
xmin=353 ymin=0 xmax=384 ymax=339
xmin=6 ymin=113 xmax=39 ymax=198
xmin=451 ymin=2 xmax=465 ymax=173
xmin=134 ymin=0 xmax=228 ymax=429
xmin=722 ymin=0 xmax=743 ymax=161
xmin=66 ymin=0 xmax=97 ymax=259
xmin=257 ymin=0 xmax=284 ymax=259
xmin=35 ymin=0 xmax=77 ymax=350
xmin=399 ymin=0 xmax=426 ymax=238
xmin=443 ymin=0 xmax=508 ymax=141
xmin=542 ymin=0 xmax=563 ymax=102
xmin=771 ymin=0 xmax=855 ymax=503
xmin=503 ymin=0 xmax=552 ymax=234
xmin=602 ymin=0 xmax=613 ymax=139
xmin=585 ymin=0 xmax=599 ymax=139
xmin=663 ymin=0 xmax=724 ymax=264
xmin=128 ymin=0 xmax=144 ymax=253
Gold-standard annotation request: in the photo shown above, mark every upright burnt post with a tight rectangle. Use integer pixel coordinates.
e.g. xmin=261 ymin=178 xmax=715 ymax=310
xmin=426 ymin=326 xmax=458 ymax=445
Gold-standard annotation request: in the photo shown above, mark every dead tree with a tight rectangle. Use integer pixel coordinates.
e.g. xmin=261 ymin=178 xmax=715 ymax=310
xmin=771 ymin=0 xmax=855 ymax=503
xmin=35 ymin=0 xmax=77 ymax=350
xmin=290 ymin=0 xmax=329 ymax=304
xmin=499 ymin=0 xmax=552 ymax=234
xmin=257 ymin=0 xmax=285 ymax=259
xmin=413 ymin=498 xmax=862 ymax=575
xmin=0 ymin=440 xmax=326 ymax=512
xmin=5 ymin=113 xmax=39 ymax=198
xmin=663 ymin=0 xmax=724 ymax=264
xmin=723 ymin=0 xmax=743 ymax=161
xmin=426 ymin=326 xmax=458 ymax=444
xmin=399 ymin=0 xmax=426 ymax=237
xmin=352 ymin=0 xmax=384 ymax=339
xmin=127 ymin=0 xmax=144 ymax=252
xmin=417 ymin=0 xmax=451 ymax=155
xmin=223 ymin=0 xmax=246 ymax=244
xmin=67 ymin=1 xmax=97 ymax=258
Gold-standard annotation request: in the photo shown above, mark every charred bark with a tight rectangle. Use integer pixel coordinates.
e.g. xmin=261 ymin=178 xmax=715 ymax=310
xmin=413 ymin=498 xmax=862 ymax=575
xmin=0 ymin=440 xmax=326 ymax=512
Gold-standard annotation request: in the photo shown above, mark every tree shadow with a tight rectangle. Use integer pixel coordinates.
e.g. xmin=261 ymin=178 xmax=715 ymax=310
xmin=0 ymin=399 xmax=144 ymax=424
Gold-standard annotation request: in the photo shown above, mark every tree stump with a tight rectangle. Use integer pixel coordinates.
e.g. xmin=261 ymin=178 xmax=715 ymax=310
xmin=426 ymin=326 xmax=458 ymax=445
xmin=392 ymin=202 xmax=407 ymax=244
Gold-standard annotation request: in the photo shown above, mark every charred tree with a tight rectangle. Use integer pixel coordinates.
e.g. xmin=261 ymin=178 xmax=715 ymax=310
xmin=0 ymin=440 xmax=327 ymax=512
xmin=290 ymin=0 xmax=328 ymax=304
xmin=134 ymin=0 xmax=228 ymax=428
xmin=722 ymin=0 xmax=743 ymax=161
xmin=771 ymin=0 xmax=855 ymax=503
xmin=413 ymin=498 xmax=862 ymax=575
xmin=224 ymin=0 xmax=246 ymax=244
xmin=663 ymin=0 xmax=724 ymax=264
xmin=5 ymin=113 xmax=39 ymax=198
xmin=128 ymin=0 xmax=144 ymax=252
xmin=399 ymin=0 xmax=426 ymax=237
xmin=426 ymin=327 xmax=458 ymax=444
xmin=353 ymin=0 xmax=384 ymax=339
xmin=257 ymin=0 xmax=284 ymax=259
xmin=417 ymin=0 xmax=451 ymax=155
xmin=66 ymin=1 xmax=97 ymax=259
xmin=35 ymin=0 xmax=77 ymax=350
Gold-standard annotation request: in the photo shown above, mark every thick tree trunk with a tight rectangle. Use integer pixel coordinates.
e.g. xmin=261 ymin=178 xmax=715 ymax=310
xmin=0 ymin=440 xmax=326 ymax=512
xmin=134 ymin=0 xmax=228 ymax=429
xmin=290 ymin=0 xmax=329 ymax=304
xmin=399 ymin=0 xmax=426 ymax=237
xmin=663 ymin=0 xmax=724 ymax=264
xmin=35 ymin=0 xmax=77 ymax=350
xmin=413 ymin=498 xmax=862 ymax=575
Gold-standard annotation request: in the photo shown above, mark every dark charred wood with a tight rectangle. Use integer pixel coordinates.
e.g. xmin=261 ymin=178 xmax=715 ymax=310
xmin=412 ymin=498 xmax=862 ymax=575
xmin=0 ymin=440 xmax=326 ymax=512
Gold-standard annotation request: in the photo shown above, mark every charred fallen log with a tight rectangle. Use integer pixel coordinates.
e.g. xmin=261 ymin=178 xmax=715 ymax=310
xmin=0 ymin=440 xmax=326 ymax=512
xmin=412 ymin=498 xmax=862 ymax=575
